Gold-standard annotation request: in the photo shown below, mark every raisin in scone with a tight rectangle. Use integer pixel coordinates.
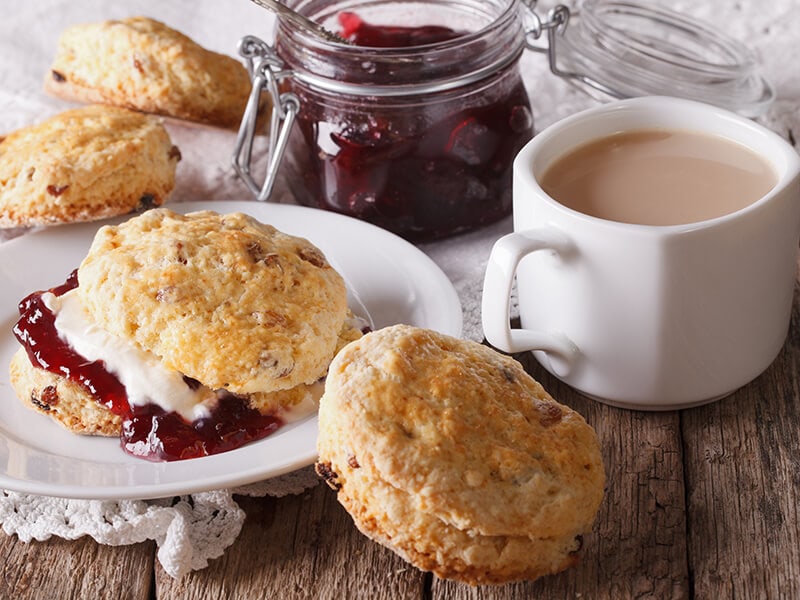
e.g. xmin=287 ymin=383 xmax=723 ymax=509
xmin=0 ymin=105 xmax=179 ymax=228
xmin=8 ymin=349 xmax=122 ymax=436
xmin=316 ymin=325 xmax=605 ymax=585
xmin=44 ymin=17 xmax=254 ymax=129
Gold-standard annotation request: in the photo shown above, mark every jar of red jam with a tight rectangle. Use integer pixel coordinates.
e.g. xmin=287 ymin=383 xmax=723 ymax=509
xmin=234 ymin=0 xmax=535 ymax=241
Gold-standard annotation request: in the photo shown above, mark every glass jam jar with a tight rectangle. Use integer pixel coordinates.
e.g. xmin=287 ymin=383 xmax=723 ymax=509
xmin=237 ymin=0 xmax=534 ymax=241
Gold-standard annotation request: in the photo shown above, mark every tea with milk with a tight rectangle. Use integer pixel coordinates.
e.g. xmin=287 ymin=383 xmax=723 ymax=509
xmin=539 ymin=129 xmax=777 ymax=226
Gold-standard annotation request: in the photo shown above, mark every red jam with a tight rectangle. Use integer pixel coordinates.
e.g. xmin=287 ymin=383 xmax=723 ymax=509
xmin=338 ymin=11 xmax=462 ymax=47
xmin=122 ymin=393 xmax=281 ymax=462
xmin=13 ymin=271 xmax=283 ymax=462
xmin=282 ymin=14 xmax=533 ymax=241
xmin=13 ymin=270 xmax=129 ymax=417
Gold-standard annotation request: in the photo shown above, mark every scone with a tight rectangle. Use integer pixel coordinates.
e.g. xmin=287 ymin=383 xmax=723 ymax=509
xmin=10 ymin=209 xmax=362 ymax=461
xmin=316 ymin=325 xmax=605 ymax=585
xmin=0 ymin=105 xmax=180 ymax=228
xmin=45 ymin=16 xmax=255 ymax=129
xmin=77 ymin=209 xmax=348 ymax=393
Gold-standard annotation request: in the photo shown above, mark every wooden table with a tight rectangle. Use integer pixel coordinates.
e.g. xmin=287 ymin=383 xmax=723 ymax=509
xmin=1 ymin=273 xmax=798 ymax=599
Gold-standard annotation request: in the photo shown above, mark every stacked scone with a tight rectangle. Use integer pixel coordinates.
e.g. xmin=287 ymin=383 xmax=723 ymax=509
xmin=10 ymin=209 xmax=361 ymax=458
xmin=316 ymin=325 xmax=605 ymax=585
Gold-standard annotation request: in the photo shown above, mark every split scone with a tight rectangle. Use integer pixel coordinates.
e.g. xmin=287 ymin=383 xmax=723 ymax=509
xmin=44 ymin=16 xmax=255 ymax=129
xmin=10 ymin=208 xmax=363 ymax=460
xmin=316 ymin=325 xmax=605 ymax=585
xmin=0 ymin=105 xmax=180 ymax=228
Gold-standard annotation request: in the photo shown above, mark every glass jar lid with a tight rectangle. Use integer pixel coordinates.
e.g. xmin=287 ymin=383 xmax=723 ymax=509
xmin=530 ymin=0 xmax=774 ymax=116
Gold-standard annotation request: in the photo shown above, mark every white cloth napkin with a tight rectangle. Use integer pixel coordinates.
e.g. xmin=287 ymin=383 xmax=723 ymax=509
xmin=0 ymin=0 xmax=797 ymax=578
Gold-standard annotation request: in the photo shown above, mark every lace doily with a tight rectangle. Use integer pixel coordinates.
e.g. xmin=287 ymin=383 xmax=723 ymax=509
xmin=0 ymin=0 xmax=797 ymax=580
xmin=0 ymin=467 xmax=319 ymax=578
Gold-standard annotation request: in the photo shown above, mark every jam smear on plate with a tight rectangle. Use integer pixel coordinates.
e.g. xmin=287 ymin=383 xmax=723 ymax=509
xmin=122 ymin=393 xmax=281 ymax=462
xmin=13 ymin=270 xmax=283 ymax=462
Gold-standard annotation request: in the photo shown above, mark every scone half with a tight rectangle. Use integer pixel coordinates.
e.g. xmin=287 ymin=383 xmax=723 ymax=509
xmin=8 ymin=209 xmax=361 ymax=461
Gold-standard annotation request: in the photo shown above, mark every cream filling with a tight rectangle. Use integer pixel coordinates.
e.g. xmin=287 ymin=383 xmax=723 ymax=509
xmin=43 ymin=289 xmax=214 ymax=422
xmin=281 ymin=380 xmax=325 ymax=423
xmin=41 ymin=288 xmax=323 ymax=425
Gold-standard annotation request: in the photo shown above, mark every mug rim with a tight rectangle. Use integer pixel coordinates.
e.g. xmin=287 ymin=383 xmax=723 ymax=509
xmin=515 ymin=95 xmax=800 ymax=233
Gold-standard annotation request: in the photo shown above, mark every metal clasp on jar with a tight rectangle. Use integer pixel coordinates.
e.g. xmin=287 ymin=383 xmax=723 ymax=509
xmin=521 ymin=2 xmax=623 ymax=99
xmin=232 ymin=35 xmax=299 ymax=201
xmin=520 ymin=0 xmax=773 ymax=115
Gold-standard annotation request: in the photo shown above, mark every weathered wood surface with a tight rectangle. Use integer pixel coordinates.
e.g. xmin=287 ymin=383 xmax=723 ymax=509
xmin=0 ymin=284 xmax=797 ymax=599
xmin=681 ymin=279 xmax=800 ymax=599
xmin=0 ymin=535 xmax=154 ymax=600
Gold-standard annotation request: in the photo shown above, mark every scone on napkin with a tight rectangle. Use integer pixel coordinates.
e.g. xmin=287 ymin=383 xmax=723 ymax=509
xmin=316 ymin=325 xmax=605 ymax=585
xmin=45 ymin=16 xmax=256 ymax=129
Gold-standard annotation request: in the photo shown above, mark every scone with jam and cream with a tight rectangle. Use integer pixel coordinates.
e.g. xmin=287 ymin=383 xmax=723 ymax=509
xmin=9 ymin=208 xmax=363 ymax=461
xmin=316 ymin=325 xmax=605 ymax=585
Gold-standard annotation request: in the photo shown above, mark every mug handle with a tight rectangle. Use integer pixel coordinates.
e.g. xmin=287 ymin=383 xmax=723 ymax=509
xmin=482 ymin=228 xmax=580 ymax=372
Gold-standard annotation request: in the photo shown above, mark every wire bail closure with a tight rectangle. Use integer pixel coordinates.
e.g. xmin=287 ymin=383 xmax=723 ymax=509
xmin=521 ymin=0 xmax=772 ymax=115
xmin=522 ymin=2 xmax=624 ymax=100
xmin=232 ymin=35 xmax=299 ymax=201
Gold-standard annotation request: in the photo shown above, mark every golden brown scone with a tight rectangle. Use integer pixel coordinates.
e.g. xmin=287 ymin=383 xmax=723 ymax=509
xmin=0 ymin=105 xmax=179 ymax=228
xmin=44 ymin=16 xmax=254 ymax=129
xmin=247 ymin=316 xmax=365 ymax=414
xmin=9 ymin=349 xmax=121 ymax=436
xmin=77 ymin=209 xmax=348 ymax=394
xmin=316 ymin=325 xmax=605 ymax=585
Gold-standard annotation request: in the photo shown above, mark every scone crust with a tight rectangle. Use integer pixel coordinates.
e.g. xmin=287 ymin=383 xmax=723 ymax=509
xmin=9 ymin=349 xmax=121 ymax=436
xmin=248 ymin=316 xmax=364 ymax=414
xmin=317 ymin=325 xmax=605 ymax=584
xmin=337 ymin=469 xmax=584 ymax=585
xmin=77 ymin=209 xmax=348 ymax=394
xmin=45 ymin=16 xmax=252 ymax=128
xmin=0 ymin=105 xmax=179 ymax=228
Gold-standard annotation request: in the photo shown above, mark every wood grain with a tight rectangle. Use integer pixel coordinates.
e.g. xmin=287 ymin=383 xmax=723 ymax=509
xmin=682 ymin=283 xmax=800 ymax=598
xmin=0 ymin=534 xmax=154 ymax=600
xmin=156 ymin=486 xmax=426 ymax=599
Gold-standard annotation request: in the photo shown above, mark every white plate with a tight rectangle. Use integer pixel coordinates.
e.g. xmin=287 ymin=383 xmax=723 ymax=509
xmin=0 ymin=201 xmax=462 ymax=499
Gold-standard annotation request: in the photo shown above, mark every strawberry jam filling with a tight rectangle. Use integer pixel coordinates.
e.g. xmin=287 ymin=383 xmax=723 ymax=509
xmin=12 ymin=270 xmax=283 ymax=462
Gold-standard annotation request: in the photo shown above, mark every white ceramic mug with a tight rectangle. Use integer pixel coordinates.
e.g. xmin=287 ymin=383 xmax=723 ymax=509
xmin=482 ymin=96 xmax=800 ymax=410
